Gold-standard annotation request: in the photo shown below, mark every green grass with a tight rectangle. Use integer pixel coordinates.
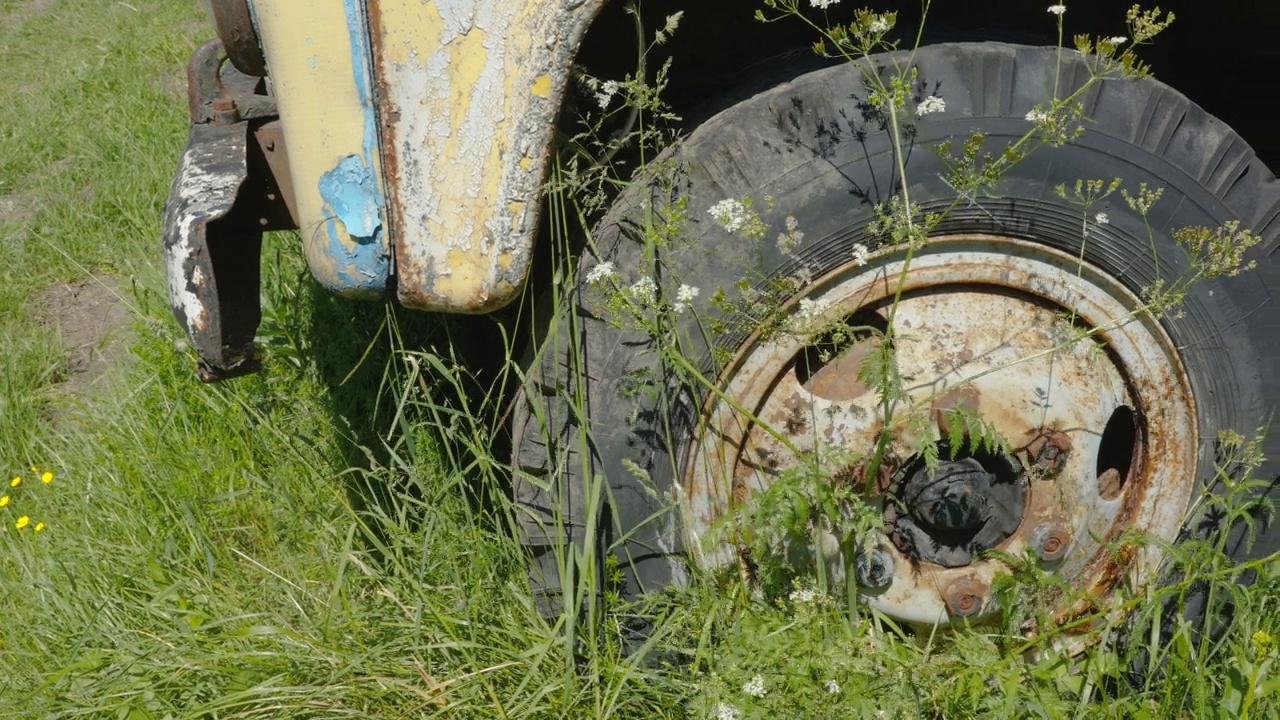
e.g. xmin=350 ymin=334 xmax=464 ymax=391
xmin=0 ymin=1 xmax=1276 ymax=718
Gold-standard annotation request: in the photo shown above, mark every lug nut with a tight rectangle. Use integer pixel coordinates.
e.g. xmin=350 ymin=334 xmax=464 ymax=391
xmin=944 ymin=577 xmax=987 ymax=618
xmin=1026 ymin=431 xmax=1072 ymax=477
xmin=851 ymin=455 xmax=899 ymax=494
xmin=855 ymin=547 xmax=895 ymax=589
xmin=1030 ymin=522 xmax=1072 ymax=562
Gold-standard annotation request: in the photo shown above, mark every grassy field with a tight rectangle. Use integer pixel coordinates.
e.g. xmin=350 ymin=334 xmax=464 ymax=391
xmin=0 ymin=1 xmax=1276 ymax=718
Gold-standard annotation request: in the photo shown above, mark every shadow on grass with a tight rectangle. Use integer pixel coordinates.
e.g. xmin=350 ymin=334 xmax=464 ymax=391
xmin=301 ymin=278 xmax=519 ymax=549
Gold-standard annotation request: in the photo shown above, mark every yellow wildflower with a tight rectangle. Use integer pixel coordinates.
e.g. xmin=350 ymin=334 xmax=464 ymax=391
xmin=1254 ymin=629 xmax=1274 ymax=653
xmin=15 ymin=515 xmax=30 ymax=530
xmin=34 ymin=522 xmax=45 ymax=532
xmin=0 ymin=495 xmax=8 ymax=508
xmin=9 ymin=476 xmax=20 ymax=488
xmin=40 ymin=471 xmax=53 ymax=484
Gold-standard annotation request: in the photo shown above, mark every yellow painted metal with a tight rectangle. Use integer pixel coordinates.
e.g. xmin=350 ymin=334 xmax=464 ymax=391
xmin=253 ymin=0 xmax=389 ymax=296
xmin=367 ymin=0 xmax=609 ymax=311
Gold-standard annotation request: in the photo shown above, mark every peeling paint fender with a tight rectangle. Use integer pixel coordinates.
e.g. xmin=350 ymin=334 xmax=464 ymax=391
xmin=252 ymin=0 xmax=609 ymax=311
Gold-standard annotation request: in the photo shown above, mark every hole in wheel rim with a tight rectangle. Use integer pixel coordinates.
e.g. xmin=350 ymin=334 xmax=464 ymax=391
xmin=1097 ymin=405 xmax=1139 ymax=500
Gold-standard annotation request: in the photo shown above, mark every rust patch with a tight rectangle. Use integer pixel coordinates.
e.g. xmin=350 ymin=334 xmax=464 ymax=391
xmin=803 ymin=342 xmax=875 ymax=401
xmin=1024 ymin=429 xmax=1074 ymax=478
xmin=930 ymin=384 xmax=981 ymax=434
xmin=780 ymin=392 xmax=809 ymax=434
xmin=944 ymin=576 xmax=988 ymax=618
xmin=1097 ymin=468 xmax=1123 ymax=499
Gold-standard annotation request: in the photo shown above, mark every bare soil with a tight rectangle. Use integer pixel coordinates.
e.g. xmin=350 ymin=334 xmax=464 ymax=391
xmin=35 ymin=274 xmax=134 ymax=400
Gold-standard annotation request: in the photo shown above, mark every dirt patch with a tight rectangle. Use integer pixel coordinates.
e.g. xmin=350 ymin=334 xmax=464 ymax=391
xmin=0 ymin=0 xmax=57 ymax=30
xmin=35 ymin=273 xmax=134 ymax=400
xmin=0 ymin=192 xmax=36 ymax=228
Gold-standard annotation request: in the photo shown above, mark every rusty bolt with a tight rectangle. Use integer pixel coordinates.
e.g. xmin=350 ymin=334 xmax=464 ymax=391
xmin=1026 ymin=431 xmax=1073 ymax=477
xmin=1030 ymin=522 xmax=1072 ymax=562
xmin=210 ymin=96 xmax=240 ymax=125
xmin=855 ymin=547 xmax=895 ymax=590
xmin=944 ymin=577 xmax=987 ymax=618
xmin=850 ymin=455 xmax=900 ymax=495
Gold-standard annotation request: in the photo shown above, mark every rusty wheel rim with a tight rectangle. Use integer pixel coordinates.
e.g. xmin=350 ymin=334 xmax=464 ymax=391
xmin=682 ymin=234 xmax=1197 ymax=627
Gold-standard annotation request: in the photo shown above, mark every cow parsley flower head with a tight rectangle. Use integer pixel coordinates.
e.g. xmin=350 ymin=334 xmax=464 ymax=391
xmin=714 ymin=704 xmax=741 ymax=720
xmin=585 ymin=261 xmax=616 ymax=284
xmin=789 ymin=587 xmax=818 ymax=603
xmin=673 ymin=284 xmax=700 ymax=314
xmin=595 ymin=80 xmax=619 ymax=110
xmin=868 ymin=16 xmax=891 ymax=34
xmin=797 ymin=297 xmax=829 ymax=322
xmin=1108 ymin=36 xmax=1128 ymax=45
xmin=742 ymin=675 xmax=767 ymax=698
xmin=810 ymin=0 xmax=841 ymax=9
xmin=1095 ymin=212 xmax=1109 ymax=225
xmin=915 ymin=95 xmax=946 ymax=117
xmin=1025 ymin=108 xmax=1050 ymax=123
xmin=1047 ymin=5 xmax=1066 ymax=15
xmin=825 ymin=679 xmax=841 ymax=694
xmin=628 ymin=276 xmax=657 ymax=306
xmin=708 ymin=198 xmax=751 ymax=234
xmin=777 ymin=215 xmax=805 ymax=254
xmin=851 ymin=242 xmax=870 ymax=266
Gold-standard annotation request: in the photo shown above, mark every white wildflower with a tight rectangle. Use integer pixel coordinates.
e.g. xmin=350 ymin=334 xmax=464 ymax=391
xmin=1095 ymin=212 xmax=1109 ymax=225
xmin=673 ymin=284 xmax=700 ymax=314
xmin=1047 ymin=5 xmax=1066 ymax=15
xmin=1107 ymin=36 xmax=1128 ymax=45
xmin=1025 ymin=108 xmax=1050 ymax=123
xmin=851 ymin=242 xmax=870 ymax=267
xmin=789 ymin=587 xmax=818 ymax=603
xmin=791 ymin=266 xmax=813 ymax=288
xmin=825 ymin=679 xmax=841 ymax=694
xmin=777 ymin=215 xmax=805 ymax=254
xmin=714 ymin=703 xmax=741 ymax=720
xmin=915 ymin=95 xmax=946 ymax=117
xmin=810 ymin=0 xmax=841 ymax=9
xmin=742 ymin=675 xmax=767 ymax=698
xmin=797 ymin=297 xmax=828 ymax=321
xmin=595 ymin=80 xmax=619 ymax=110
xmin=868 ymin=16 xmax=890 ymax=34
xmin=585 ymin=261 xmax=616 ymax=284
xmin=628 ymin=276 xmax=657 ymax=306
xmin=708 ymin=198 xmax=751 ymax=234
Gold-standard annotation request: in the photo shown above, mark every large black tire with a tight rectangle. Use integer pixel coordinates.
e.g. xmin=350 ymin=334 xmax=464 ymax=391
xmin=512 ymin=42 xmax=1279 ymax=616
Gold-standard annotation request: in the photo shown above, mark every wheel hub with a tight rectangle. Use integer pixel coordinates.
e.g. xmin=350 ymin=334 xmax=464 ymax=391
xmin=682 ymin=234 xmax=1197 ymax=627
xmin=887 ymin=446 xmax=1027 ymax=568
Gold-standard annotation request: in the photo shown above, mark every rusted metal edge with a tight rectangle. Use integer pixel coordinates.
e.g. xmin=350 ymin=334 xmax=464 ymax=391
xmin=210 ymin=0 xmax=267 ymax=77
xmin=163 ymin=123 xmax=262 ymax=382
xmin=162 ymin=118 xmax=297 ymax=382
xmin=187 ymin=39 xmax=277 ymax=126
xmin=166 ymin=37 xmax=297 ymax=381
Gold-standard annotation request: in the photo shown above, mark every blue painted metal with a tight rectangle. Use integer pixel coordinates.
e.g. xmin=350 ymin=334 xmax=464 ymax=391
xmin=314 ymin=0 xmax=389 ymax=296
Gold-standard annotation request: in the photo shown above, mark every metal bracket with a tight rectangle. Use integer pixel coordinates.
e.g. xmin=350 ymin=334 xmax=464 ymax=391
xmin=162 ymin=40 xmax=295 ymax=382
